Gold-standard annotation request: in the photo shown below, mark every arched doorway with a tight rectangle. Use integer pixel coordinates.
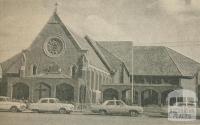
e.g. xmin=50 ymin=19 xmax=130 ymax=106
xmin=35 ymin=83 xmax=51 ymax=99
xmin=56 ymin=83 xmax=74 ymax=102
xmin=13 ymin=83 xmax=29 ymax=100
xmin=103 ymin=88 xmax=118 ymax=101
xmin=121 ymin=89 xmax=138 ymax=105
xmin=141 ymin=89 xmax=158 ymax=106
xmin=161 ymin=89 xmax=174 ymax=105
xmin=122 ymin=89 xmax=131 ymax=104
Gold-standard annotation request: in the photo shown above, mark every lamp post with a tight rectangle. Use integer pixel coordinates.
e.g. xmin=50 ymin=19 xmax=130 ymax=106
xmin=131 ymin=42 xmax=134 ymax=105
xmin=195 ymin=69 xmax=200 ymax=106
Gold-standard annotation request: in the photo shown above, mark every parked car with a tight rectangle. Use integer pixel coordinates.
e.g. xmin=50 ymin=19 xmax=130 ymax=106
xmin=0 ymin=96 xmax=27 ymax=112
xmin=91 ymin=100 xmax=143 ymax=117
xmin=29 ymin=98 xmax=74 ymax=114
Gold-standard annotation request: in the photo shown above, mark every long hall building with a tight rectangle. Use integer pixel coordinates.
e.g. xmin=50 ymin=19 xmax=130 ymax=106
xmin=0 ymin=11 xmax=200 ymax=106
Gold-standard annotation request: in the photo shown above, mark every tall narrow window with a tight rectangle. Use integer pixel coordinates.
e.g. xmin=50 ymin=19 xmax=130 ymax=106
xmin=72 ymin=65 xmax=77 ymax=78
xmin=33 ymin=65 xmax=37 ymax=75
xmin=120 ymin=67 xmax=124 ymax=83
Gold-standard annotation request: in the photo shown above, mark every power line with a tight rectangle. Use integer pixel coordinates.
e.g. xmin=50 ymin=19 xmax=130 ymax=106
xmin=135 ymin=41 xmax=200 ymax=47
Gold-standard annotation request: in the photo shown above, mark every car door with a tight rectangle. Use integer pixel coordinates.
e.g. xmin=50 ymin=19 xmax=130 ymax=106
xmin=104 ymin=101 xmax=116 ymax=114
xmin=115 ymin=101 xmax=127 ymax=114
xmin=39 ymin=99 xmax=49 ymax=111
xmin=48 ymin=99 xmax=59 ymax=111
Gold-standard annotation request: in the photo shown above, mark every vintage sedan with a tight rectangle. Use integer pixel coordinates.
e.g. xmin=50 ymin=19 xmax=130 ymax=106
xmin=91 ymin=100 xmax=143 ymax=117
xmin=29 ymin=98 xmax=74 ymax=114
xmin=0 ymin=96 xmax=27 ymax=112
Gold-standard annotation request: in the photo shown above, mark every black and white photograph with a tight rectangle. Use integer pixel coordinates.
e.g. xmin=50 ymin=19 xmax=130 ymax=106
xmin=0 ymin=0 xmax=200 ymax=125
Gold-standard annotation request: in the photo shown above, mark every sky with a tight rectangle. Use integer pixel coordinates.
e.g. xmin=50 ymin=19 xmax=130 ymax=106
xmin=1 ymin=0 xmax=200 ymax=63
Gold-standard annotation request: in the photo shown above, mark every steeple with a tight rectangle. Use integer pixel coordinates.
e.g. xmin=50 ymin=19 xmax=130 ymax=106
xmin=47 ymin=2 xmax=61 ymax=24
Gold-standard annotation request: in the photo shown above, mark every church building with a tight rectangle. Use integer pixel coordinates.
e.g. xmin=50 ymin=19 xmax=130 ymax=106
xmin=0 ymin=11 xmax=200 ymax=106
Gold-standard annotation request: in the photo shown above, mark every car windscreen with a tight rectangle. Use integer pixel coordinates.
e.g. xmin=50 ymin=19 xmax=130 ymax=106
xmin=106 ymin=101 xmax=115 ymax=105
xmin=41 ymin=99 xmax=48 ymax=103
xmin=49 ymin=99 xmax=56 ymax=103
xmin=116 ymin=101 xmax=124 ymax=106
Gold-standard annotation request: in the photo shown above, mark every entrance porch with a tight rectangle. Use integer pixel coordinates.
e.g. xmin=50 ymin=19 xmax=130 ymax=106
xmin=101 ymin=84 xmax=179 ymax=106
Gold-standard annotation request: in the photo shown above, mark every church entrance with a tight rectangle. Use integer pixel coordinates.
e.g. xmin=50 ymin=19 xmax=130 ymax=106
xmin=56 ymin=83 xmax=74 ymax=102
xmin=13 ymin=83 xmax=29 ymax=100
xmin=35 ymin=83 xmax=51 ymax=99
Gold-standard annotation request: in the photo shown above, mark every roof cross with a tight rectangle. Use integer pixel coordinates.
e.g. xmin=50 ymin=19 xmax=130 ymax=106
xmin=54 ymin=2 xmax=58 ymax=13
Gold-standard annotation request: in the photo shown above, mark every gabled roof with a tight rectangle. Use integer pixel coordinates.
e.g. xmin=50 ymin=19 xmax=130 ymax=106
xmin=98 ymin=41 xmax=200 ymax=77
xmin=49 ymin=13 xmax=109 ymax=72
xmin=95 ymin=42 xmax=123 ymax=72
xmin=85 ymin=36 xmax=114 ymax=73
xmin=166 ymin=48 xmax=200 ymax=77
xmin=97 ymin=41 xmax=133 ymax=74
xmin=1 ymin=53 xmax=23 ymax=74
xmin=132 ymin=46 xmax=182 ymax=76
xmin=47 ymin=12 xmax=83 ymax=50
xmin=1 ymin=12 xmax=109 ymax=74
xmin=1 ymin=12 xmax=200 ymax=77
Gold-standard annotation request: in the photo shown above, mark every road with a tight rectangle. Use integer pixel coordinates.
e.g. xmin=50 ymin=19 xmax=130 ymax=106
xmin=0 ymin=112 xmax=200 ymax=125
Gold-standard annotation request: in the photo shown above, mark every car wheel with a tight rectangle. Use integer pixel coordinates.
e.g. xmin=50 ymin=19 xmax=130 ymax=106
xmin=66 ymin=111 xmax=71 ymax=114
xmin=32 ymin=109 xmax=39 ymax=113
xmin=10 ymin=106 xmax=18 ymax=112
xmin=59 ymin=108 xmax=67 ymax=114
xmin=129 ymin=111 xmax=139 ymax=117
xmin=99 ymin=110 xmax=107 ymax=115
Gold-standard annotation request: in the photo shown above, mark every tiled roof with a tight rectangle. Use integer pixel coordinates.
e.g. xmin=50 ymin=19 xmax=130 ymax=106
xmin=98 ymin=41 xmax=200 ymax=77
xmin=97 ymin=41 xmax=133 ymax=73
xmin=166 ymin=48 xmax=200 ymax=77
xmin=1 ymin=12 xmax=200 ymax=77
xmin=131 ymin=46 xmax=182 ymax=76
xmin=95 ymin=42 xmax=123 ymax=72
xmin=1 ymin=53 xmax=22 ymax=74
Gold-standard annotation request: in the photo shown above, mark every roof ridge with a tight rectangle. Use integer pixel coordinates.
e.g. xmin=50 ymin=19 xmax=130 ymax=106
xmin=166 ymin=47 xmax=200 ymax=65
xmin=65 ymin=27 xmax=84 ymax=50
xmin=85 ymin=36 xmax=113 ymax=73
xmin=96 ymin=42 xmax=123 ymax=64
xmin=164 ymin=47 xmax=182 ymax=76
xmin=96 ymin=42 xmax=130 ymax=74
xmin=59 ymin=24 xmax=82 ymax=50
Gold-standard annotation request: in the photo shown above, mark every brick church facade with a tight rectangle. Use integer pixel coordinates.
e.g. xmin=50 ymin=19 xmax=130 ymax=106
xmin=0 ymin=11 xmax=200 ymax=106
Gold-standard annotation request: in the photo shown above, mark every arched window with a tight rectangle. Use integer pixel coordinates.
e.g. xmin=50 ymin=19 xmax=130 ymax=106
xmin=120 ymin=66 xmax=124 ymax=83
xmin=33 ymin=65 xmax=37 ymax=75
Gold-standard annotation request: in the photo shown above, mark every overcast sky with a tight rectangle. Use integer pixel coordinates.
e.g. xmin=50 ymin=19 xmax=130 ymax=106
xmin=1 ymin=0 xmax=200 ymax=62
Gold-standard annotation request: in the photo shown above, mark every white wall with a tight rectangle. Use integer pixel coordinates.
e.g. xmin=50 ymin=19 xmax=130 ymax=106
xmin=180 ymin=78 xmax=196 ymax=93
